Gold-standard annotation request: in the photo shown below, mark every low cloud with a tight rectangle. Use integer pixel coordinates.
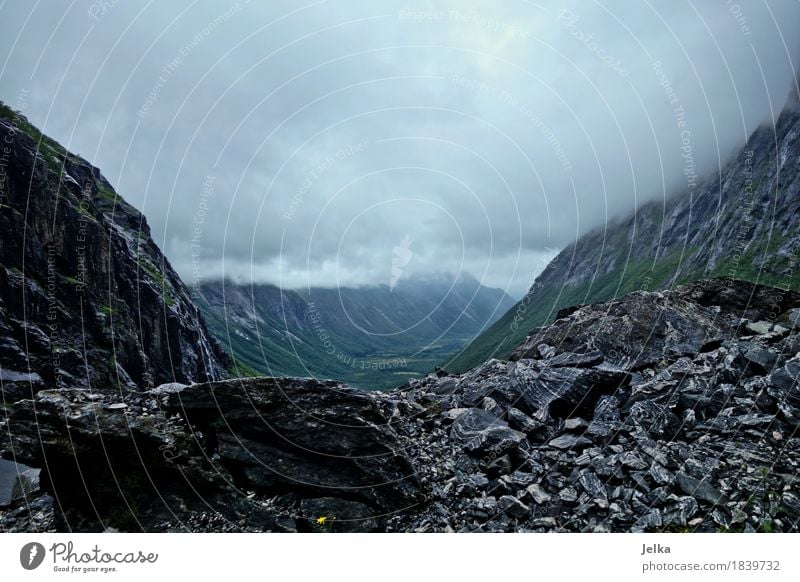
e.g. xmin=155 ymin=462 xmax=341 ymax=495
xmin=1 ymin=1 xmax=798 ymax=296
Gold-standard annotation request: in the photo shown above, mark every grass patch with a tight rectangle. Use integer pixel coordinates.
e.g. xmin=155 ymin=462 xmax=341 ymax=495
xmin=138 ymin=257 xmax=177 ymax=307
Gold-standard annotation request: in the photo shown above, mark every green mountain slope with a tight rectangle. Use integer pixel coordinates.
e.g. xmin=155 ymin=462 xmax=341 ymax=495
xmin=448 ymin=96 xmax=800 ymax=373
xmin=197 ymin=274 xmax=515 ymax=390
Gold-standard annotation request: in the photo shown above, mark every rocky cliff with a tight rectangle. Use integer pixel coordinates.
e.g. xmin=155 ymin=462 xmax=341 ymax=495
xmin=449 ymin=96 xmax=800 ymax=372
xmin=3 ymin=278 xmax=799 ymax=532
xmin=0 ymin=102 xmax=229 ymax=402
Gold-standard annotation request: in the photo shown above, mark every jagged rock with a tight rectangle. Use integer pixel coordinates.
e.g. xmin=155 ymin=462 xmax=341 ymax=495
xmin=506 ymin=408 xmax=545 ymax=436
xmin=564 ymin=417 xmax=589 ymax=431
xmin=0 ymin=112 xmax=229 ymax=400
xmin=627 ymin=401 xmax=681 ymax=440
xmin=746 ymin=321 xmax=775 ymax=335
xmin=525 ymin=484 xmax=551 ymax=504
xmin=537 ymin=344 xmax=556 ymax=359
xmin=9 ymin=467 xmax=39 ymax=501
xmin=548 ymin=350 xmax=604 ymax=368
xmin=662 ymin=496 xmax=698 ymax=527
xmin=767 ymin=360 xmax=800 ymax=408
xmin=548 ymin=434 xmax=592 ymax=450
xmin=744 ymin=346 xmax=779 ymax=373
xmin=1 ymin=378 xmax=419 ymax=532
xmin=498 ymin=495 xmax=530 ymax=518
xmin=649 ymin=462 xmax=674 ymax=485
xmin=460 ymin=359 xmax=629 ymax=421
xmin=578 ymin=470 xmax=607 ymax=502
xmin=675 ymin=473 xmax=726 ymax=505
xmin=450 ymin=408 xmax=526 ymax=457
xmin=778 ymin=334 xmax=800 ymax=362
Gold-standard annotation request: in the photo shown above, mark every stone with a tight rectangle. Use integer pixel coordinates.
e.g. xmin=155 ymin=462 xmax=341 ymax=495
xmin=744 ymin=346 xmax=778 ymax=373
xmin=548 ymin=434 xmax=592 ymax=450
xmin=578 ymin=470 xmax=607 ymax=502
xmin=628 ymin=401 xmax=681 ymax=440
xmin=531 ymin=517 xmax=558 ymax=529
xmin=649 ymin=462 xmax=674 ymax=486
xmin=548 ymin=350 xmax=604 ymax=368
xmin=498 ymin=495 xmax=530 ymax=519
xmin=559 ymin=487 xmax=578 ymax=502
xmin=506 ymin=408 xmax=545 ymax=435
xmin=662 ymin=496 xmax=698 ymax=527
xmin=430 ymin=378 xmax=458 ymax=395
xmin=525 ymin=484 xmax=552 ymax=504
xmin=537 ymin=344 xmax=556 ymax=359
xmin=441 ymin=407 xmax=470 ymax=420
xmin=633 ymin=509 xmax=663 ymax=531
xmin=675 ymin=473 xmax=726 ymax=505
xmin=9 ymin=467 xmax=40 ymax=502
xmin=767 ymin=361 xmax=800 ymax=407
xmin=450 ymin=409 xmax=526 ymax=456
xmin=564 ymin=417 xmax=589 ymax=431
xmin=746 ymin=321 xmax=773 ymax=335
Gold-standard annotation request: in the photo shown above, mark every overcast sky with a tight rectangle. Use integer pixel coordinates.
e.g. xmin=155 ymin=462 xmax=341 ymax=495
xmin=1 ymin=1 xmax=798 ymax=298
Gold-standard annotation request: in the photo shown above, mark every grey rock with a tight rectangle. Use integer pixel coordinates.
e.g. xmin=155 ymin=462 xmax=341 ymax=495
xmin=9 ymin=467 xmax=40 ymax=502
xmin=498 ymin=495 xmax=530 ymax=519
xmin=506 ymin=407 xmax=546 ymax=435
xmin=537 ymin=344 xmax=556 ymax=359
xmin=649 ymin=462 xmax=674 ymax=486
xmin=746 ymin=321 xmax=774 ymax=335
xmin=578 ymin=470 xmax=607 ymax=502
xmin=450 ymin=408 xmax=526 ymax=456
xmin=767 ymin=361 xmax=800 ymax=408
xmin=548 ymin=434 xmax=592 ymax=450
xmin=548 ymin=350 xmax=604 ymax=368
xmin=662 ymin=496 xmax=698 ymax=527
xmin=675 ymin=473 xmax=726 ymax=505
xmin=525 ymin=484 xmax=551 ymax=504
xmin=744 ymin=346 xmax=778 ymax=373
xmin=628 ymin=401 xmax=681 ymax=440
xmin=634 ymin=509 xmax=663 ymax=531
xmin=564 ymin=417 xmax=589 ymax=431
xmin=559 ymin=487 xmax=578 ymax=502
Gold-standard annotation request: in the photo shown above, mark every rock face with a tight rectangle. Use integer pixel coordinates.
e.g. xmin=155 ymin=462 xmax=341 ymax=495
xmin=2 ymin=377 xmax=420 ymax=532
xmin=3 ymin=278 xmax=799 ymax=532
xmin=0 ymin=104 xmax=229 ymax=400
xmin=450 ymin=93 xmax=800 ymax=373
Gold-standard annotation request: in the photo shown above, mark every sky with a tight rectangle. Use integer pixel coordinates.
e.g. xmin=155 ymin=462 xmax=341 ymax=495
xmin=0 ymin=1 xmax=798 ymax=298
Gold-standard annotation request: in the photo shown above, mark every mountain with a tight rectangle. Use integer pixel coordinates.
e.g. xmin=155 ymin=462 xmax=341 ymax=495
xmin=197 ymin=274 xmax=515 ymax=390
xmin=0 ymin=103 xmax=229 ymax=397
xmin=1 ymin=96 xmax=799 ymax=534
xmin=4 ymin=278 xmax=799 ymax=532
xmin=449 ymin=95 xmax=800 ymax=373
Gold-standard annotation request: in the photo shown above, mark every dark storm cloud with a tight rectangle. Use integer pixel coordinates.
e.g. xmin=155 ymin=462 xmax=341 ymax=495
xmin=1 ymin=0 xmax=798 ymax=297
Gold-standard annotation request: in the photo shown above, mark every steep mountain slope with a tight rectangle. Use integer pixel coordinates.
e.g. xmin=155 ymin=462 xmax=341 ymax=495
xmin=449 ymin=94 xmax=800 ymax=373
xmin=198 ymin=274 xmax=515 ymax=389
xmin=0 ymin=102 xmax=229 ymax=400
